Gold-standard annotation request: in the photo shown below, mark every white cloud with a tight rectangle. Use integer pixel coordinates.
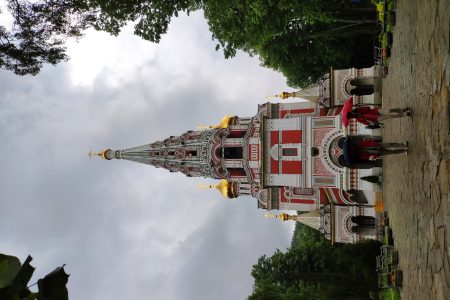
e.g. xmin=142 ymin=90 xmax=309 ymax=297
xmin=66 ymin=26 xmax=158 ymax=86
xmin=0 ymin=9 xmax=294 ymax=300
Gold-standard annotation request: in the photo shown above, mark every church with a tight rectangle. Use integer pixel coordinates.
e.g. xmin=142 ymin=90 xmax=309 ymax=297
xmin=91 ymin=66 xmax=386 ymax=244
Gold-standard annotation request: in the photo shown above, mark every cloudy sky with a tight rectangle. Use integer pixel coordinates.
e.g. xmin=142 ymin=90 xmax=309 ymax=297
xmin=0 ymin=10 xmax=295 ymax=300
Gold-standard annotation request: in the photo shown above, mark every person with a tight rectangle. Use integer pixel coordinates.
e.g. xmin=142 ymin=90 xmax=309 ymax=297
xmin=347 ymin=106 xmax=410 ymax=126
xmin=357 ymin=139 xmax=409 ymax=156
xmin=345 ymin=137 xmax=381 ymax=164
xmin=361 ymin=175 xmax=383 ymax=186
xmin=366 ymin=123 xmax=383 ymax=129
xmin=378 ymin=142 xmax=409 ymax=155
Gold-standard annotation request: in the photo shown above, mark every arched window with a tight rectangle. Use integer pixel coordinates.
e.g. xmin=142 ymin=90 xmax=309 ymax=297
xmin=311 ymin=147 xmax=320 ymax=157
xmin=349 ymin=78 xmax=374 ymax=95
xmin=351 ymin=215 xmax=375 ymax=226
xmin=329 ymin=137 xmax=348 ymax=168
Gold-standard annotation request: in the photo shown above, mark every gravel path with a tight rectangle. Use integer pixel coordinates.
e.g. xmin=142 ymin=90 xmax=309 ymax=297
xmin=381 ymin=0 xmax=450 ymax=299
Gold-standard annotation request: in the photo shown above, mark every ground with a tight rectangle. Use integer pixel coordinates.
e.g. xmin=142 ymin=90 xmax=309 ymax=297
xmin=381 ymin=0 xmax=450 ymax=299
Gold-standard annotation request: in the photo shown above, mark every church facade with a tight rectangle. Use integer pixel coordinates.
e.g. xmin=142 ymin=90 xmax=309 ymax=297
xmin=93 ymin=66 xmax=385 ymax=244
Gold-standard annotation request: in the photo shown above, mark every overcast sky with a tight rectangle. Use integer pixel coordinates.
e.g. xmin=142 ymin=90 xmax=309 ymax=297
xmin=0 ymin=11 xmax=295 ymax=300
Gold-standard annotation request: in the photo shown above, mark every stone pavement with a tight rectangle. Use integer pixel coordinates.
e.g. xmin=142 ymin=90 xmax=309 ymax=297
xmin=381 ymin=0 xmax=450 ymax=299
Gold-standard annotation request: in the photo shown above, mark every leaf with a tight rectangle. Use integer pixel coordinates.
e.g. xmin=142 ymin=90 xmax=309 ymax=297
xmin=13 ymin=255 xmax=35 ymax=299
xmin=0 ymin=255 xmax=35 ymax=300
xmin=37 ymin=265 xmax=70 ymax=300
xmin=0 ymin=254 xmax=22 ymax=289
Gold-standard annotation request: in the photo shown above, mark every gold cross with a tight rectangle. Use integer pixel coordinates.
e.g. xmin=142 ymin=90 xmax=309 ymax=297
xmin=88 ymin=150 xmax=101 ymax=158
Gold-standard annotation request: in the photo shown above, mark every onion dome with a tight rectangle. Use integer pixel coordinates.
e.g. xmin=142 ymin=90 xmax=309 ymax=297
xmin=217 ymin=115 xmax=233 ymax=128
xmin=197 ymin=116 xmax=235 ymax=129
xmin=278 ymin=92 xmax=293 ymax=99
xmin=278 ymin=213 xmax=290 ymax=221
xmin=215 ymin=179 xmax=238 ymax=198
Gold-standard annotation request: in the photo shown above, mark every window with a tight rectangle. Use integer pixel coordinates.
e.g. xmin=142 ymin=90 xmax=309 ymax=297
xmin=228 ymin=168 xmax=246 ymax=177
xmin=336 ymin=137 xmax=345 ymax=149
xmin=311 ymin=147 xmax=320 ymax=157
xmin=229 ymin=130 xmax=246 ymax=138
xmin=224 ymin=147 xmax=243 ymax=159
xmin=186 ymin=150 xmax=197 ymax=157
xmin=292 ymin=188 xmax=314 ymax=196
xmin=282 ymin=148 xmax=297 ymax=156
xmin=337 ymin=155 xmax=348 ymax=167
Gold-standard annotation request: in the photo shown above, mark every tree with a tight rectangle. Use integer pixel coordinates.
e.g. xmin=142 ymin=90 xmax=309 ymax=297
xmin=291 ymin=218 xmax=328 ymax=250
xmin=76 ymin=0 xmax=201 ymax=42
xmin=0 ymin=0 xmax=201 ymax=75
xmin=0 ymin=253 xmax=69 ymax=300
xmin=247 ymin=280 xmax=282 ymax=300
xmin=0 ymin=0 xmax=93 ymax=75
xmin=249 ymin=223 xmax=381 ymax=299
xmin=203 ymin=0 xmax=378 ymax=87
xmin=2 ymin=0 xmax=378 ymax=83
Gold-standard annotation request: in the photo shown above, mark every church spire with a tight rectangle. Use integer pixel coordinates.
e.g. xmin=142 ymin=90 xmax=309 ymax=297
xmin=91 ymin=126 xmax=231 ymax=179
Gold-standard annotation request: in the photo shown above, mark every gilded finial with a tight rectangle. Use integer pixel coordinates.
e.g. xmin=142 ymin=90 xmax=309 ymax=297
xmin=264 ymin=213 xmax=292 ymax=221
xmin=88 ymin=150 xmax=101 ymax=158
xmin=266 ymin=92 xmax=294 ymax=100
xmin=88 ymin=149 xmax=109 ymax=160
xmin=197 ymin=183 xmax=214 ymax=189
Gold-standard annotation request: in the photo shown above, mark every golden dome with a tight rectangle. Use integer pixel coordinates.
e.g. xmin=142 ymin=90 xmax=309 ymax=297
xmin=215 ymin=179 xmax=236 ymax=198
xmin=215 ymin=116 xmax=233 ymax=129
xmin=278 ymin=213 xmax=290 ymax=221
xmin=279 ymin=92 xmax=292 ymax=99
xmin=218 ymin=116 xmax=233 ymax=128
xmin=197 ymin=116 xmax=234 ymax=130
xmin=100 ymin=149 xmax=109 ymax=159
xmin=198 ymin=180 xmax=237 ymax=198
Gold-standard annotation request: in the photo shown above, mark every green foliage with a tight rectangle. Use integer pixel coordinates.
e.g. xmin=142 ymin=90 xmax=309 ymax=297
xmin=37 ymin=266 xmax=69 ymax=300
xmin=378 ymin=288 xmax=401 ymax=300
xmin=0 ymin=254 xmax=22 ymax=289
xmin=1 ymin=0 xmax=201 ymax=75
xmin=247 ymin=280 xmax=282 ymax=300
xmin=249 ymin=222 xmax=382 ymax=299
xmin=203 ymin=0 xmax=378 ymax=87
xmin=2 ymin=0 xmax=377 ymax=82
xmin=0 ymin=254 xmax=69 ymax=300
xmin=0 ymin=255 xmax=36 ymax=300
xmin=290 ymin=219 xmax=328 ymax=250
xmin=1 ymin=0 xmax=92 ymax=75
xmin=75 ymin=0 xmax=201 ymax=42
